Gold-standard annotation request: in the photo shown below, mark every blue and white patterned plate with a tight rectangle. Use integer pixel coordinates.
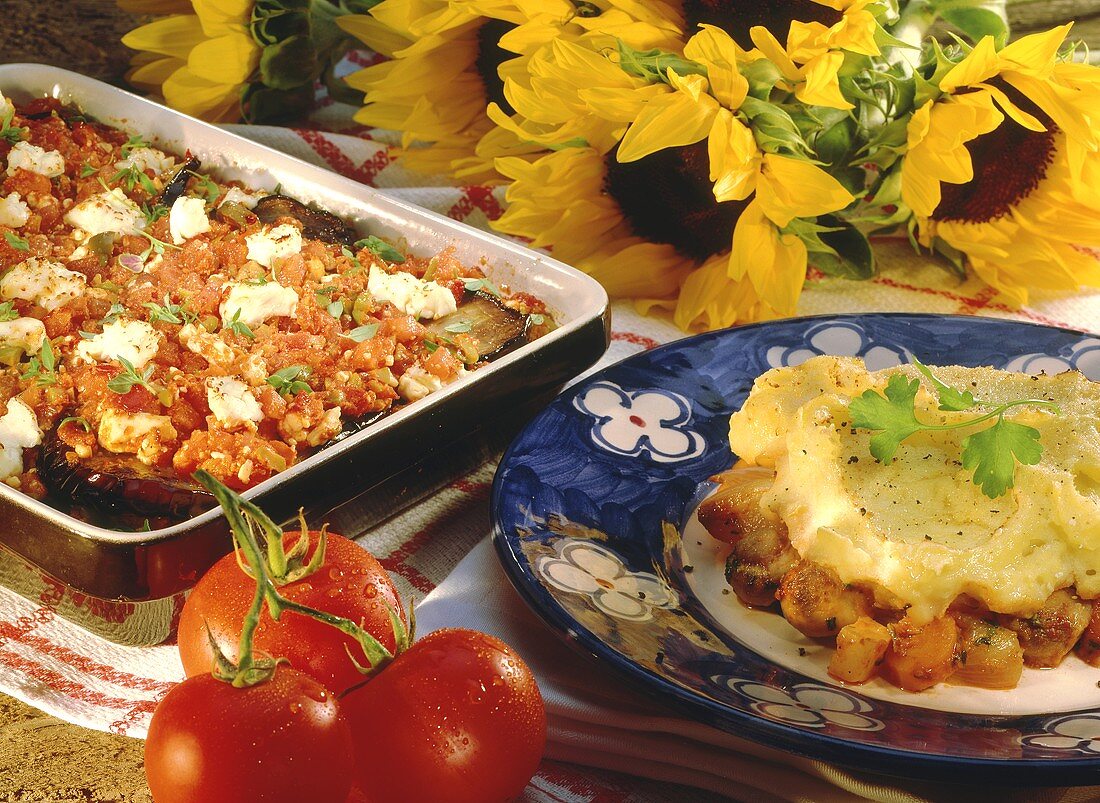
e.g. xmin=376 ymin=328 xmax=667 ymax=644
xmin=491 ymin=314 xmax=1100 ymax=785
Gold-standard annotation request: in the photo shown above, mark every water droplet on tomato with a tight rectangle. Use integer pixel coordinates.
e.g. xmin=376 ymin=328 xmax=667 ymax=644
xmin=329 ymin=567 xmax=345 ymax=580
xmin=288 ymin=701 xmax=303 ymax=715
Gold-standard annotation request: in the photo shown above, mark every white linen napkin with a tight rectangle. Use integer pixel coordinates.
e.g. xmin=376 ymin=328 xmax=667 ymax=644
xmin=416 ymin=539 xmax=1100 ymax=803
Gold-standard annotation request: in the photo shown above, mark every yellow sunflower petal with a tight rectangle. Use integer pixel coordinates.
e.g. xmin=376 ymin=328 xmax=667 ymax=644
xmin=794 ymin=52 xmax=852 ymax=109
xmin=127 ymin=55 xmax=185 ymax=91
xmin=748 ymin=27 xmax=800 ymax=81
xmin=998 ymin=23 xmax=1072 ymax=77
xmin=617 ymin=89 xmax=717 ymax=162
xmin=756 ymin=154 xmax=854 ymax=226
xmin=1006 ymin=73 xmax=1100 ymax=149
xmin=580 ymin=242 xmax=692 ymax=299
xmin=708 ymin=109 xmax=758 ymax=202
xmin=683 ymin=25 xmax=748 ymax=110
xmin=730 ymin=200 xmax=807 ymax=314
xmin=941 ymin=36 xmax=1000 ymax=93
xmin=187 ymin=32 xmax=259 ymax=85
xmin=674 ymin=255 xmax=761 ymax=331
xmin=578 ymin=85 xmax=666 ymax=124
xmin=980 ymin=81 xmax=1046 ymax=132
xmin=192 ymin=0 xmax=252 ymax=38
xmin=122 ymin=15 xmax=206 ymax=60
xmin=162 ymin=64 xmax=242 ymax=122
xmin=337 ymin=15 xmax=414 ymax=58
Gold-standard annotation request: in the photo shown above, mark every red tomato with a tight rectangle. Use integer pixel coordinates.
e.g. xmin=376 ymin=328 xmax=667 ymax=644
xmin=177 ymin=531 xmax=405 ymax=694
xmin=145 ymin=667 xmax=353 ymax=803
xmin=342 ymin=628 xmax=546 ymax=803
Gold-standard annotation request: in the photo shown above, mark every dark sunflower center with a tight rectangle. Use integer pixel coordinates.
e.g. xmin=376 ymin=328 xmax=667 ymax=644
xmin=604 ymin=141 xmax=745 ymax=262
xmin=475 ymin=19 xmax=518 ymax=116
xmin=681 ymin=0 xmax=843 ymax=50
xmin=932 ymin=81 xmax=1058 ymax=224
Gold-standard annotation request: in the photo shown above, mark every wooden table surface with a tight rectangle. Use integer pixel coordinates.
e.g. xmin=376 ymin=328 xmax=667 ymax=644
xmin=1 ymin=0 xmax=1099 ymax=800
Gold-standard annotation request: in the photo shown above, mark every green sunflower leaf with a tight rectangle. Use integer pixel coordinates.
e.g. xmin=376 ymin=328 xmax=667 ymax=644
xmin=259 ymin=35 xmax=319 ymax=90
xmin=939 ymin=7 xmax=1009 ymax=47
xmin=614 ymin=41 xmax=707 ymax=85
xmin=806 ymin=215 xmax=875 ymax=280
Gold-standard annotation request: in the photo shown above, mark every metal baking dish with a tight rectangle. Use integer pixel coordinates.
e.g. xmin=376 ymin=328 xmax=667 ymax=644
xmin=0 ymin=64 xmax=610 ymax=606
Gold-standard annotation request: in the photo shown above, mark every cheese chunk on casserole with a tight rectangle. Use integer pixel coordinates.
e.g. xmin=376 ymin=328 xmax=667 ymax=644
xmin=727 ymin=356 xmax=1100 ymax=624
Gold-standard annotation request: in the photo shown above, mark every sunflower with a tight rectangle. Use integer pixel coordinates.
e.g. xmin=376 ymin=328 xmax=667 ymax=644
xmin=120 ymin=0 xmax=359 ymax=123
xmin=337 ymin=0 xmax=683 ymax=183
xmin=901 ymin=25 xmax=1100 ymax=304
xmin=492 ymin=26 xmax=855 ymax=329
xmin=681 ymin=0 xmax=882 ymax=109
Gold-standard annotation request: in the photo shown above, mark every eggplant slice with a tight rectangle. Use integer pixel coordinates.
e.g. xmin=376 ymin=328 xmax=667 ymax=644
xmin=159 ymin=155 xmax=202 ymax=208
xmin=38 ymin=428 xmax=213 ymax=520
xmin=254 ymin=194 xmax=358 ymax=247
xmin=425 ymin=290 xmax=530 ymax=362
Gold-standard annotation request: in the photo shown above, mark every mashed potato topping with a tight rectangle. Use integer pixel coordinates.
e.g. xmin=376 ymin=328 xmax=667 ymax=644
xmin=728 ymin=356 xmax=1100 ymax=624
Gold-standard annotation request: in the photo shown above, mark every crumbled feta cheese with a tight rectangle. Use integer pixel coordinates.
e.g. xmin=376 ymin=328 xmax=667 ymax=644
xmin=63 ymin=189 xmax=145 ymax=238
xmin=179 ymin=322 xmax=234 ymax=366
xmin=245 ymin=224 xmax=302 ymax=268
xmin=74 ymin=318 xmax=161 ymax=369
xmin=0 ymin=317 xmax=46 ymax=355
xmin=397 ymin=366 xmax=444 ymax=403
xmin=97 ymin=409 xmax=177 ymax=466
xmin=0 ymin=193 xmax=29 ymax=229
xmin=169 ymin=196 xmax=211 ymax=245
xmin=0 ymin=258 xmax=86 ymax=311
xmin=114 ymin=147 xmax=175 ymax=176
xmin=6 ymin=142 xmax=65 ymax=178
xmin=368 ymin=264 xmax=457 ymax=320
xmin=220 ymin=281 xmax=298 ymax=328
xmin=0 ymin=398 xmax=42 ymax=480
xmin=219 ymin=186 xmax=267 ymax=210
xmin=206 ymin=376 xmax=263 ymax=430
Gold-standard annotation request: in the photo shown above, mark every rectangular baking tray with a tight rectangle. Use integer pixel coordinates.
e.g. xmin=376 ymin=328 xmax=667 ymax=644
xmin=0 ymin=64 xmax=610 ymax=605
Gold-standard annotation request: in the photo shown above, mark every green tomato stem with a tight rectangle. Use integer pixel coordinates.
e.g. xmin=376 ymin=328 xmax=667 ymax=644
xmin=194 ymin=470 xmax=406 ymax=687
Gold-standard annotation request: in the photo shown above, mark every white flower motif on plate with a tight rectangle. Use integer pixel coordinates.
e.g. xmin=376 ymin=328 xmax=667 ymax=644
xmin=537 ymin=539 xmax=676 ymax=622
xmin=574 ymin=382 xmax=704 ymax=463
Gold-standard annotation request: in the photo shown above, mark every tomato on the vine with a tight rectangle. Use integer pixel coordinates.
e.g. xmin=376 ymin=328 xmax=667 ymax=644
xmin=178 ymin=530 xmax=404 ymax=694
xmin=342 ymin=628 xmax=547 ymax=803
xmin=144 ymin=667 xmax=354 ymax=803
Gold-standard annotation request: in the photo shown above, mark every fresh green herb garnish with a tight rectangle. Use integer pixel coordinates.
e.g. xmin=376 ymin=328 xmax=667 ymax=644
xmin=107 ymin=356 xmax=160 ymax=396
xmin=0 ymin=301 xmax=18 ymax=322
xmin=186 ymin=170 xmax=220 ymax=204
xmin=141 ymin=200 xmax=169 ymax=226
xmin=110 ymin=164 xmax=158 ymax=195
xmin=327 ymin=300 xmax=344 ymax=318
xmin=119 ymin=134 xmax=150 ymax=158
xmin=101 ymin=301 xmax=126 ymax=324
xmin=225 ymin=309 xmax=255 ymax=340
xmin=4 ymin=231 xmax=29 ymax=251
xmin=244 ymin=275 xmax=269 ymax=286
xmin=462 ymin=277 xmax=501 ymax=297
xmin=21 ymin=340 xmax=57 ymax=387
xmin=340 ymin=245 xmax=364 ymax=274
xmin=346 ymin=323 xmax=379 ymax=342
xmin=0 ymin=107 xmax=27 ymax=145
xmin=59 ymin=415 xmax=91 ymax=432
xmin=265 ymin=365 xmax=312 ymax=397
xmin=144 ymin=294 xmax=189 ymax=325
xmin=848 ymin=358 xmax=1060 ymax=499
xmin=444 ymin=321 xmax=472 ymax=334
xmin=354 ymin=236 xmax=405 ymax=264
xmin=80 ymin=163 xmax=98 ymax=179
xmin=423 ymin=340 xmax=439 ymax=354
xmin=528 ymin=313 xmax=545 ymax=326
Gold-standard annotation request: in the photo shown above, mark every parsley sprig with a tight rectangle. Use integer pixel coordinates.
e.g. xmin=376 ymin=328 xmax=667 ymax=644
xmin=848 ymin=358 xmax=1060 ymax=499
xmin=0 ymin=301 xmax=17 ymax=322
xmin=119 ymin=134 xmax=150 ymax=158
